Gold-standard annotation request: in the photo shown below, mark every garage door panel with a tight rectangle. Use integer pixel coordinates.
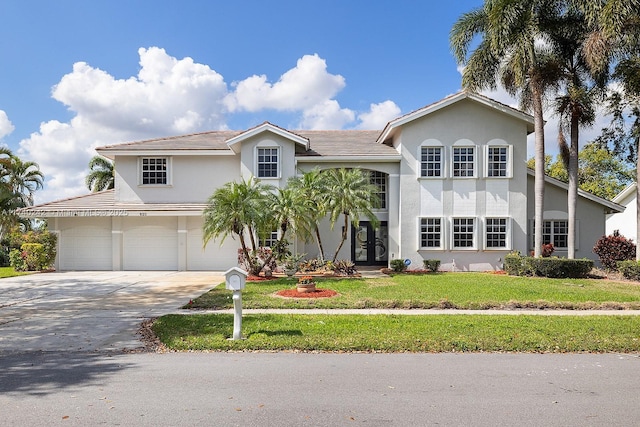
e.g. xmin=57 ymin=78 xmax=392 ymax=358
xmin=187 ymin=229 xmax=237 ymax=270
xmin=60 ymin=226 xmax=112 ymax=270
xmin=123 ymin=223 xmax=178 ymax=270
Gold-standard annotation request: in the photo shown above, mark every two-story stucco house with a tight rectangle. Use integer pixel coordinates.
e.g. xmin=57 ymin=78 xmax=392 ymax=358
xmin=20 ymin=92 xmax=623 ymax=271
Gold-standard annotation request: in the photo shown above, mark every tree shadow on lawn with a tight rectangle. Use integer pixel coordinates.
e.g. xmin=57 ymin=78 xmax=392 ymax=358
xmin=250 ymin=329 xmax=303 ymax=337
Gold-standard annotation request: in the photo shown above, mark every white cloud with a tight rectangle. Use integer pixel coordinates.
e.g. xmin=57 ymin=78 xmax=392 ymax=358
xmin=225 ymin=54 xmax=346 ymax=113
xmin=18 ymin=49 xmax=401 ymax=203
xmin=300 ymin=100 xmax=355 ymax=130
xmin=0 ymin=110 xmax=15 ymax=140
xmin=357 ymin=101 xmax=401 ymax=129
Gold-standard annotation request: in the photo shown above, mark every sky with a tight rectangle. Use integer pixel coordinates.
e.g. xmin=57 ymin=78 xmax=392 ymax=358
xmin=0 ymin=1 xmax=613 ymax=203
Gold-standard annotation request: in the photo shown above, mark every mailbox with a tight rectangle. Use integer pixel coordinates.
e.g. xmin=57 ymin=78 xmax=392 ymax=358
xmin=225 ymin=267 xmax=247 ymax=291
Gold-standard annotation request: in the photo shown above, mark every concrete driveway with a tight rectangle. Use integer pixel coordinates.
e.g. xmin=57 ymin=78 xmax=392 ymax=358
xmin=0 ymin=271 xmax=224 ymax=354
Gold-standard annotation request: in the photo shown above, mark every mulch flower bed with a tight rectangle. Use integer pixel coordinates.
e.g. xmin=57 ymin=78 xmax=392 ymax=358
xmin=275 ymin=288 xmax=338 ymax=298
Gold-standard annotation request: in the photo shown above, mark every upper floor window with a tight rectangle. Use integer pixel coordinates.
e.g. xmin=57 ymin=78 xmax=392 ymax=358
xmin=370 ymin=170 xmax=387 ymax=209
xmin=141 ymin=157 xmax=168 ymax=185
xmin=487 ymin=146 xmax=509 ymax=177
xmin=420 ymin=146 xmax=443 ymax=177
xmin=420 ymin=217 xmax=442 ymax=249
xmin=453 ymin=147 xmax=475 ymax=177
xmin=257 ymin=147 xmax=279 ymax=178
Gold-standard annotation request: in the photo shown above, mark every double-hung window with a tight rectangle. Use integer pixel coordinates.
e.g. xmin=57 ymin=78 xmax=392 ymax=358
xmin=485 ymin=218 xmax=508 ymax=249
xmin=420 ymin=218 xmax=442 ymax=249
xmin=453 ymin=147 xmax=475 ymax=177
xmin=141 ymin=157 xmax=169 ymax=185
xmin=543 ymin=220 xmax=568 ymax=249
xmin=420 ymin=146 xmax=443 ymax=177
xmin=487 ymin=146 xmax=509 ymax=177
xmin=257 ymin=147 xmax=279 ymax=178
xmin=452 ymin=218 xmax=475 ymax=249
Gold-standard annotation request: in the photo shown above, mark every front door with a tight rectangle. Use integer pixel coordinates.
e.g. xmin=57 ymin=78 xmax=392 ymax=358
xmin=352 ymin=221 xmax=388 ymax=266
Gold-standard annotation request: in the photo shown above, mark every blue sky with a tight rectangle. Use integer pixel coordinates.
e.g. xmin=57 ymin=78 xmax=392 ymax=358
xmin=0 ymin=1 xmax=603 ymax=202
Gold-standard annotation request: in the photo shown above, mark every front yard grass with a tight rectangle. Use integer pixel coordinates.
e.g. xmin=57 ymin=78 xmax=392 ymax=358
xmin=153 ymin=313 xmax=640 ymax=353
xmin=153 ymin=272 xmax=640 ymax=353
xmin=186 ymin=273 xmax=640 ymax=310
xmin=0 ymin=267 xmax=30 ymax=278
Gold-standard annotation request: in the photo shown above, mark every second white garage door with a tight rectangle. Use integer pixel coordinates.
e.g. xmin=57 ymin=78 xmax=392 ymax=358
xmin=123 ymin=217 xmax=178 ymax=270
xmin=186 ymin=217 xmax=238 ymax=270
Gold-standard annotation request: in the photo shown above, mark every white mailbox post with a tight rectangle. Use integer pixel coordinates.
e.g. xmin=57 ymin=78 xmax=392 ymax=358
xmin=224 ymin=267 xmax=247 ymax=340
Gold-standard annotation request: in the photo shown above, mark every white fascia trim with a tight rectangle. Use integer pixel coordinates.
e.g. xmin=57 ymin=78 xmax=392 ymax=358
xmin=96 ymin=149 xmax=235 ymax=159
xmin=296 ymin=156 xmax=402 ymax=163
xmin=612 ymin=182 xmax=637 ymax=203
xmin=226 ymin=123 xmax=309 ymax=152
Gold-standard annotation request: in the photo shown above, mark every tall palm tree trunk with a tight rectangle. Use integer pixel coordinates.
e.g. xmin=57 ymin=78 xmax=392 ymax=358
xmin=332 ymin=214 xmax=350 ymax=263
xmin=314 ymin=225 xmax=325 ymax=262
xmin=533 ymin=86 xmax=546 ymax=258
xmin=567 ymin=115 xmax=580 ymax=259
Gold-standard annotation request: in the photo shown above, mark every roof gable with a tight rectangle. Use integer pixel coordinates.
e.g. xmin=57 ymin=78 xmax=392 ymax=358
xmin=225 ymin=121 xmax=310 ymax=153
xmin=376 ymin=91 xmax=535 ymax=144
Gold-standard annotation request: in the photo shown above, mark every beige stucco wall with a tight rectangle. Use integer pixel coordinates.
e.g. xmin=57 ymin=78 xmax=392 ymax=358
xmin=115 ymin=154 xmax=241 ymax=203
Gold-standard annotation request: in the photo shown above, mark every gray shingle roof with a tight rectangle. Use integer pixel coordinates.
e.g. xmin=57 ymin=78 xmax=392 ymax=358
xmin=18 ymin=190 xmax=207 ymax=217
xmin=96 ymin=128 xmax=399 ymax=158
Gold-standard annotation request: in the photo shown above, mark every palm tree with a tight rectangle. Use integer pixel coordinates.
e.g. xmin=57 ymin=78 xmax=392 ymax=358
xmin=202 ymin=177 xmax=272 ymax=274
xmin=575 ymin=0 xmax=640 ymax=259
xmin=86 ymin=155 xmax=115 ymax=192
xmin=288 ymin=168 xmax=330 ymax=261
xmin=551 ymin=9 xmax=606 ymax=258
xmin=451 ymin=0 xmax=564 ymax=257
xmin=324 ymin=168 xmax=380 ymax=262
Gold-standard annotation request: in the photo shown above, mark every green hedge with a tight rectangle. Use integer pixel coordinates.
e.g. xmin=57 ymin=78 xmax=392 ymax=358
xmin=618 ymin=260 xmax=640 ymax=281
xmin=504 ymin=252 xmax=593 ymax=278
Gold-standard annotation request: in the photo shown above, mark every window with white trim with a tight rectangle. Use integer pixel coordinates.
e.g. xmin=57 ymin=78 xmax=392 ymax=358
xmin=543 ymin=220 xmax=568 ymax=249
xmin=370 ymin=170 xmax=387 ymax=209
xmin=452 ymin=218 xmax=475 ymax=248
xmin=420 ymin=217 xmax=442 ymax=249
xmin=257 ymin=147 xmax=279 ymax=178
xmin=259 ymin=229 xmax=279 ymax=248
xmin=487 ymin=146 xmax=509 ymax=177
xmin=420 ymin=146 xmax=443 ymax=177
xmin=141 ymin=157 xmax=168 ymax=185
xmin=485 ymin=218 xmax=508 ymax=249
xmin=453 ymin=147 xmax=475 ymax=177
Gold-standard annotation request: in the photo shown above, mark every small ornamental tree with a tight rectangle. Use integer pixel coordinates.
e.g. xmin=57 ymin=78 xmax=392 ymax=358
xmin=593 ymin=231 xmax=636 ymax=271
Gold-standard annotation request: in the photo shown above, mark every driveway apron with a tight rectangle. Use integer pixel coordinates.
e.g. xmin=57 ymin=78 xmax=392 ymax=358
xmin=0 ymin=271 xmax=224 ymax=354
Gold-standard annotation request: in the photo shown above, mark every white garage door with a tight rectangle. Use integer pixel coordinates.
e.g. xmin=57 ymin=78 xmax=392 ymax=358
xmin=186 ymin=217 xmax=238 ymax=270
xmin=60 ymin=223 xmax=112 ymax=270
xmin=123 ymin=218 xmax=178 ymax=270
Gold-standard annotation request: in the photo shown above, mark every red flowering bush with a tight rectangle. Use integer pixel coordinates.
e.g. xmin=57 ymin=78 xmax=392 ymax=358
xmin=593 ymin=231 xmax=636 ymax=271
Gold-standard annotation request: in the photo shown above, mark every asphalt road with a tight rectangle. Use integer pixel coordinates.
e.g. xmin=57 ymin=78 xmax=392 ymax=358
xmin=2 ymin=271 xmax=640 ymax=426
xmin=1 ymin=351 xmax=639 ymax=426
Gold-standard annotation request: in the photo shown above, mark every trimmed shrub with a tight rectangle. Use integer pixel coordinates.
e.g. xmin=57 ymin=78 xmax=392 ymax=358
xmin=593 ymin=231 xmax=636 ymax=271
xmin=423 ymin=259 xmax=441 ymax=272
xmin=6 ymin=230 xmax=57 ymax=271
xmin=390 ymin=259 xmax=407 ymax=273
xmin=618 ymin=260 xmax=640 ymax=281
xmin=332 ymin=259 xmax=358 ymax=276
xmin=505 ymin=252 xmax=592 ymax=278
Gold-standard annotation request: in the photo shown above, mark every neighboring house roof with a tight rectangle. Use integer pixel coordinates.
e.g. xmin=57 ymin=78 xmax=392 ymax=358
xmin=612 ymin=182 xmax=637 ymax=204
xmin=526 ymin=169 xmax=625 ymax=214
xmin=377 ymin=91 xmax=535 ymax=144
xmin=18 ymin=190 xmax=207 ymax=218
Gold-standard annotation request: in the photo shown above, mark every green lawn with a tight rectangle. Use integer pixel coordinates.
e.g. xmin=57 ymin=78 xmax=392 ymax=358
xmin=153 ymin=313 xmax=640 ymax=353
xmin=0 ymin=267 xmax=30 ymax=278
xmin=186 ymin=273 xmax=640 ymax=310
